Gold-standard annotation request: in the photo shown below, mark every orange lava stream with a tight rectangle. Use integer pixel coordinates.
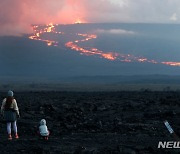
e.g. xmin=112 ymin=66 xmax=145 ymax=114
xmin=161 ymin=62 xmax=180 ymax=66
xmin=29 ymin=23 xmax=180 ymax=67
xmin=29 ymin=23 xmax=59 ymax=46
xmin=65 ymin=34 xmax=159 ymax=62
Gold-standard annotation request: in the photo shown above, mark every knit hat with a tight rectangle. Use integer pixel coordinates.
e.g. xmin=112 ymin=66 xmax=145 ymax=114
xmin=8 ymin=90 xmax=13 ymax=97
xmin=40 ymin=119 xmax=46 ymax=125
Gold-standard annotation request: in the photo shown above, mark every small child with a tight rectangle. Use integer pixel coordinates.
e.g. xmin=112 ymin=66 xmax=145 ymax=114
xmin=38 ymin=119 xmax=50 ymax=140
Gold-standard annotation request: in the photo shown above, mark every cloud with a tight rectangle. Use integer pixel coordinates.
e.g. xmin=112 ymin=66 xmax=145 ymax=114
xmin=96 ymin=29 xmax=137 ymax=35
xmin=170 ymin=13 xmax=178 ymax=21
xmin=0 ymin=0 xmax=85 ymax=36
xmin=1 ymin=0 xmax=180 ymax=36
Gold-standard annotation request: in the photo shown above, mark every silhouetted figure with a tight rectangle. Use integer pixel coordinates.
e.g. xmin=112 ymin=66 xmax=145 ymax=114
xmin=1 ymin=90 xmax=20 ymax=140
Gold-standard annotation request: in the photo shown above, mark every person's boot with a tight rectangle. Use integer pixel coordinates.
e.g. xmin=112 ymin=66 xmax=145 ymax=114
xmin=15 ymin=133 xmax=19 ymax=139
xmin=8 ymin=134 xmax=12 ymax=140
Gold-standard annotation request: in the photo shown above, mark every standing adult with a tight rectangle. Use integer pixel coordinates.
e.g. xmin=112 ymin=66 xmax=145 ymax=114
xmin=1 ymin=90 xmax=20 ymax=140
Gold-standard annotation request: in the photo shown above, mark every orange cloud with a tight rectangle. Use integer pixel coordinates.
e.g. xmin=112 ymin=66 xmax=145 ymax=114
xmin=0 ymin=0 xmax=88 ymax=36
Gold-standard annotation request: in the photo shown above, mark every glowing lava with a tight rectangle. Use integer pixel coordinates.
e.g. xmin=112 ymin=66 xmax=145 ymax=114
xmin=29 ymin=23 xmax=58 ymax=46
xmin=161 ymin=62 xmax=180 ymax=66
xmin=29 ymin=23 xmax=180 ymax=67
xmin=74 ymin=19 xmax=84 ymax=24
xmin=46 ymin=23 xmax=55 ymax=32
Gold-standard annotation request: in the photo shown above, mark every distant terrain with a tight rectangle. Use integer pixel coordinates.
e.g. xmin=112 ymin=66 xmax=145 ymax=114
xmin=0 ymin=75 xmax=180 ymax=92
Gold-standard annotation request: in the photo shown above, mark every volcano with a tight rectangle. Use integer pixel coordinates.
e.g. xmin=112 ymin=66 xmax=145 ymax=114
xmin=29 ymin=23 xmax=180 ymax=66
xmin=0 ymin=23 xmax=180 ymax=82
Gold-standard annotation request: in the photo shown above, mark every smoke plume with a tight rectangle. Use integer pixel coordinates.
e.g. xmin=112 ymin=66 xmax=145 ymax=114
xmin=1 ymin=0 xmax=180 ymax=36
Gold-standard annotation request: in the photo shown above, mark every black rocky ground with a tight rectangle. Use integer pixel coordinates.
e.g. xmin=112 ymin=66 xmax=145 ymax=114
xmin=0 ymin=91 xmax=180 ymax=154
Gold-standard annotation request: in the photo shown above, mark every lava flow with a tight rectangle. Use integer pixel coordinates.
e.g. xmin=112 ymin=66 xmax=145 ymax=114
xmin=29 ymin=23 xmax=180 ymax=67
xmin=29 ymin=23 xmax=59 ymax=46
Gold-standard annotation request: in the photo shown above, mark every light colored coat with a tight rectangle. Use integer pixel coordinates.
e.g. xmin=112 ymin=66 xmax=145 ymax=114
xmin=39 ymin=119 xmax=49 ymax=137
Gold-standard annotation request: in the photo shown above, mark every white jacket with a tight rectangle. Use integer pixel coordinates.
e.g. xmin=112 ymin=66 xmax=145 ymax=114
xmin=39 ymin=119 xmax=49 ymax=136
